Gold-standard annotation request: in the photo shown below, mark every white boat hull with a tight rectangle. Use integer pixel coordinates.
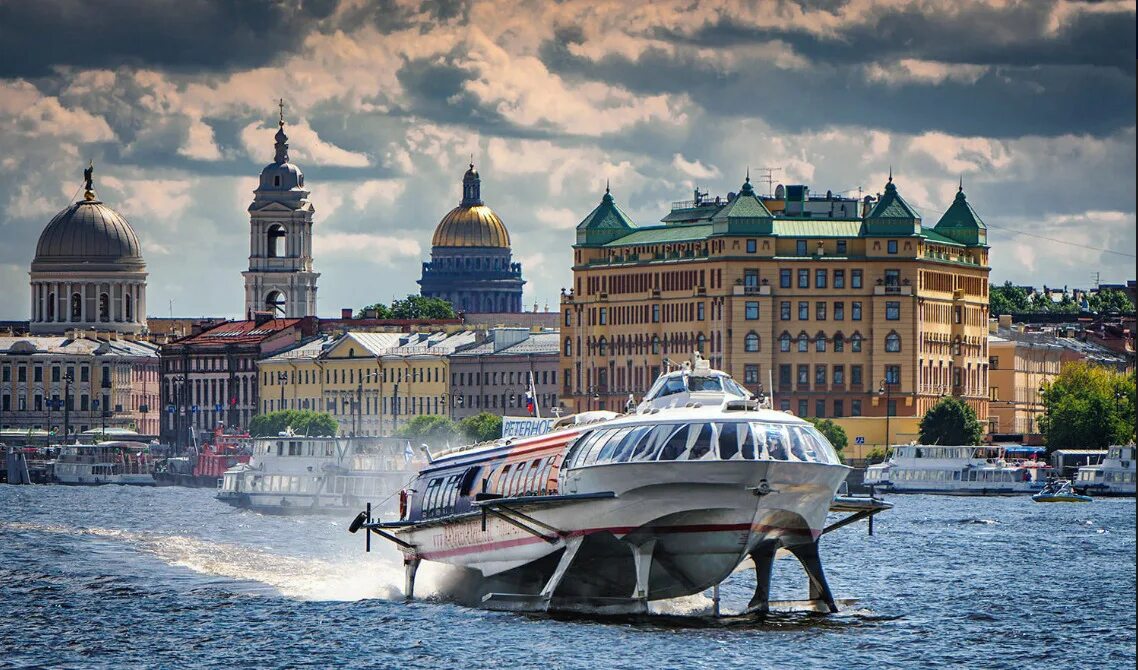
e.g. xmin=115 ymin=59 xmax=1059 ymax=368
xmin=395 ymin=460 xmax=847 ymax=602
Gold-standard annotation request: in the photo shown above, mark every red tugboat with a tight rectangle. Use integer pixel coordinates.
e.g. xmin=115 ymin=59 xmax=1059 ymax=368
xmin=156 ymin=424 xmax=251 ymax=488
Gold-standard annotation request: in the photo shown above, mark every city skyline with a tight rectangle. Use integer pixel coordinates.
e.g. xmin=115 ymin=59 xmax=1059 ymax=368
xmin=0 ymin=0 xmax=1134 ymax=321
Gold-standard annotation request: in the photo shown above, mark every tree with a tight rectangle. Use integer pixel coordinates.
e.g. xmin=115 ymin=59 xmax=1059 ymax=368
xmin=1088 ymin=288 xmax=1135 ymax=315
xmin=248 ymin=410 xmax=338 ymax=437
xmin=1039 ymin=362 xmax=1135 ymax=452
xmin=355 ymin=295 xmax=457 ymax=320
xmin=919 ymin=396 xmax=984 ymax=445
xmin=989 ymin=281 xmax=1032 ymax=316
xmin=395 ymin=414 xmax=460 ymax=446
xmin=354 ymin=303 xmax=393 ymax=319
xmin=807 ymin=417 xmax=847 ymax=461
xmin=458 ymin=412 xmax=503 ymax=443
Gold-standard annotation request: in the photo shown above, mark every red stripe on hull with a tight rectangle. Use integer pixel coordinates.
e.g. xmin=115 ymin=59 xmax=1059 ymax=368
xmin=414 ymin=521 xmax=818 ymax=561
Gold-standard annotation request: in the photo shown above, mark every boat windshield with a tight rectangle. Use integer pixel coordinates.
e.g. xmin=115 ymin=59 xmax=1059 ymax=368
xmin=565 ymin=421 xmax=841 ymax=468
xmin=688 ymin=376 xmax=722 ymax=392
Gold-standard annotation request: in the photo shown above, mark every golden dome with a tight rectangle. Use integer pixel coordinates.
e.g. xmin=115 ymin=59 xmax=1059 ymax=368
xmin=431 ymin=205 xmax=510 ymax=248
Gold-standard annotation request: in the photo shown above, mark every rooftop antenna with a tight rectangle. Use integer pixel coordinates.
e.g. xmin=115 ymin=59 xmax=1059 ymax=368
xmin=168 ymin=299 xmax=174 ymax=318
xmin=757 ymin=167 xmax=781 ymax=197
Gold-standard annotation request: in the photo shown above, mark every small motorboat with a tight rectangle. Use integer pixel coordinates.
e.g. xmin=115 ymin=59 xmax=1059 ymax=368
xmin=1032 ymin=478 xmax=1093 ymax=503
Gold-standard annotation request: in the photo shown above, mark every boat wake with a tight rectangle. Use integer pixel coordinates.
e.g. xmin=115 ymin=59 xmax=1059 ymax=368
xmin=0 ymin=520 xmax=453 ymax=602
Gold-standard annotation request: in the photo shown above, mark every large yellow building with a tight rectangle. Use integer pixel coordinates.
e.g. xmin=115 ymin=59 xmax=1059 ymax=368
xmin=560 ymin=177 xmax=991 ymax=440
xmin=258 ymin=331 xmax=475 ymax=436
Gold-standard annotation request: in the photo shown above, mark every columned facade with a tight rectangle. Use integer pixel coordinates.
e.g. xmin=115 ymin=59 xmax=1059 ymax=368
xmin=242 ymin=106 xmax=319 ymax=319
xmin=29 ymin=168 xmax=148 ymax=336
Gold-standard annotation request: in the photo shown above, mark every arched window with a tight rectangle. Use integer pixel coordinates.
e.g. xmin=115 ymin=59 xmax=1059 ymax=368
xmin=885 ymin=331 xmax=902 ymax=352
xmin=98 ymin=293 xmax=110 ymax=322
xmin=267 ymin=224 xmax=286 ymax=258
xmin=651 ymin=335 xmax=660 ymax=355
xmin=815 ymin=332 xmax=826 ymax=352
xmin=744 ymin=332 xmax=760 ymax=352
xmin=598 ymin=337 xmax=608 ymax=356
xmin=797 ymin=332 xmax=809 ymax=352
xmin=851 ymin=332 xmax=863 ymax=353
xmin=697 ymin=333 xmax=707 ymax=353
xmin=265 ymin=290 xmax=287 ymax=316
xmin=833 ymin=332 xmax=845 ymax=352
xmin=564 ymin=337 xmax=572 ymax=357
xmin=779 ymin=332 xmax=791 ymax=352
xmin=71 ymin=292 xmax=82 ymax=320
xmin=124 ymin=294 xmax=134 ymax=322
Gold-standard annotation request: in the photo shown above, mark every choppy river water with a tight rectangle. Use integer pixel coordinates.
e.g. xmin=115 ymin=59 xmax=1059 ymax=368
xmin=0 ymin=485 xmax=1133 ymax=669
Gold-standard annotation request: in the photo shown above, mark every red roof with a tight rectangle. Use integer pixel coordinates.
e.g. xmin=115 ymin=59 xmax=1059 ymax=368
xmin=170 ymin=319 xmax=304 ymax=347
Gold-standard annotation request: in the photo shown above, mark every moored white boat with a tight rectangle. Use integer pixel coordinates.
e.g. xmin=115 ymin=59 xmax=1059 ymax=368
xmin=1073 ymin=445 xmax=1136 ymax=497
xmin=863 ymin=444 xmax=1052 ymax=495
xmin=217 ymin=435 xmax=419 ymax=515
xmin=352 ymin=354 xmax=884 ymax=615
xmin=53 ymin=442 xmax=156 ymax=486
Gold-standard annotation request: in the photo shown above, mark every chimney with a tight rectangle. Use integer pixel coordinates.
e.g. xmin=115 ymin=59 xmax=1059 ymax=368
xmin=998 ymin=314 xmax=1012 ymax=330
xmin=341 ymin=308 xmax=353 ymax=319
xmin=253 ymin=311 xmax=274 ymax=327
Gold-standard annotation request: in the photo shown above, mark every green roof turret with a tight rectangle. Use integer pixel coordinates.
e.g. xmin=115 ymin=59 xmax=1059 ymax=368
xmin=933 ymin=179 xmax=987 ymax=246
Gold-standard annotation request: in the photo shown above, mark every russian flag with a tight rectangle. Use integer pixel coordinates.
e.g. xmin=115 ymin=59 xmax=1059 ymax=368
xmin=525 ymin=390 xmax=536 ymax=416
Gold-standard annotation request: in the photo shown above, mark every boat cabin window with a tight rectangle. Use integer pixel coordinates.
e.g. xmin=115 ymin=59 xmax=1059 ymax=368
xmin=565 ymin=421 xmax=840 ymax=467
xmin=687 ymin=376 xmax=722 ymax=392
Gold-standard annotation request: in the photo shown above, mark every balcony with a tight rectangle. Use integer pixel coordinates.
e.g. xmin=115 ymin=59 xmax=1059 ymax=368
xmin=733 ymin=284 xmax=771 ymax=296
xmin=873 ymin=284 xmax=912 ymax=295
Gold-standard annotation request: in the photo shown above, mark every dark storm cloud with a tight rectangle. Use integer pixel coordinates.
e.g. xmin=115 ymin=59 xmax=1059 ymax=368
xmin=539 ymin=34 xmax=1136 ymax=138
xmin=0 ymin=0 xmax=338 ymax=77
xmin=670 ymin=2 xmax=1135 ymax=74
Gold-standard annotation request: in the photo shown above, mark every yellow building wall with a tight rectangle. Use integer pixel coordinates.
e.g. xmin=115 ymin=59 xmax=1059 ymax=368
xmin=830 ymin=416 xmax=923 ymax=459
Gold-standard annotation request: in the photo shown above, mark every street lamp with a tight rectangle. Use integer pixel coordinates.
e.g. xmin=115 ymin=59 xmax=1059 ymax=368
xmin=62 ymin=371 xmax=73 ymax=444
xmin=878 ymin=379 xmax=892 ymax=448
xmin=585 ymin=385 xmax=601 ymax=412
xmin=277 ymin=371 xmax=288 ymax=411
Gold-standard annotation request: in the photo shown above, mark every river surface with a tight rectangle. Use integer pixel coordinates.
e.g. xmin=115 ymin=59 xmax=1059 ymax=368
xmin=0 ymin=485 xmax=1133 ymax=670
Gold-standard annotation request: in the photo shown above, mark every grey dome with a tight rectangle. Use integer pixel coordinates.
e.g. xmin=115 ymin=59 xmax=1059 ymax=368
xmin=258 ymin=160 xmax=305 ymax=192
xmin=32 ymin=199 xmax=145 ymax=272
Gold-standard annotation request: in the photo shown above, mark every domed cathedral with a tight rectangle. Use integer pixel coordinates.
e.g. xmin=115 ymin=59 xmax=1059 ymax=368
xmin=29 ymin=164 xmax=148 ymax=335
xmin=418 ymin=162 xmax=525 ymax=313
xmin=242 ymin=101 xmax=319 ymax=319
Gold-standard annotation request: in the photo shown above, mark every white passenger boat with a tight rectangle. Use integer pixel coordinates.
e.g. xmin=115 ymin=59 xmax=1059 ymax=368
xmin=53 ymin=442 xmax=156 ymax=486
xmin=863 ymin=444 xmax=1053 ymax=495
xmin=217 ymin=434 xmax=419 ymax=515
xmin=351 ymin=353 xmax=888 ymax=615
xmin=1074 ymin=445 xmax=1136 ymax=497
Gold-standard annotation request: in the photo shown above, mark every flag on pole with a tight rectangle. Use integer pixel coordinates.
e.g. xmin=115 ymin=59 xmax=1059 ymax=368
xmin=526 ymin=370 xmax=539 ymax=417
xmin=404 ymin=440 xmax=414 ymax=463
xmin=525 ymin=390 xmax=535 ymax=416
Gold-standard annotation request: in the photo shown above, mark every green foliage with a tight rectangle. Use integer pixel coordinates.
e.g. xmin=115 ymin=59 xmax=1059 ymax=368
xmin=248 ymin=410 xmax=339 ymax=437
xmin=1039 ymin=362 xmax=1135 ymax=452
xmin=356 ymin=295 xmax=457 ymax=320
xmin=395 ymin=415 xmax=460 ymax=445
xmin=864 ymin=446 xmax=889 ymax=464
xmin=807 ymin=417 xmax=848 ymax=459
xmin=1087 ymin=288 xmax=1135 ymax=315
xmin=919 ymin=396 xmax=984 ymax=445
xmin=989 ymin=281 xmax=1032 ymax=316
xmin=354 ymin=303 xmax=393 ymax=319
xmin=458 ymin=412 xmax=503 ymax=443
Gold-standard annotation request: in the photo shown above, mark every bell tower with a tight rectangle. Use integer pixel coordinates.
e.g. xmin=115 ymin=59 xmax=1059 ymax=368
xmin=242 ymin=100 xmax=319 ymax=319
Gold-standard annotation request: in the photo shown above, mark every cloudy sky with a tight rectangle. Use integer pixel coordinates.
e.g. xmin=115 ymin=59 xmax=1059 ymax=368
xmin=0 ymin=0 xmax=1134 ymax=320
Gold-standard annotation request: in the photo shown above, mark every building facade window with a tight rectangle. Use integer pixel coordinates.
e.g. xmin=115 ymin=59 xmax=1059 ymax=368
xmin=851 ymin=399 xmax=862 ymax=416
xmin=833 ymin=270 xmax=845 ymax=288
xmin=815 ymin=269 xmax=827 ymax=288
xmin=885 ymin=269 xmax=901 ymax=286
xmin=798 ymin=399 xmax=808 ymax=416
xmin=798 ymin=301 xmax=809 ymax=320
xmin=744 ymin=364 xmax=760 ymax=383
xmin=779 ymin=269 xmax=792 ymax=288
xmin=797 ymin=269 xmax=809 ymax=288
xmin=851 ymin=365 xmax=863 ymax=386
xmin=797 ymin=365 xmax=809 ymax=385
xmin=815 ymin=333 xmax=826 ymax=352
xmin=746 ymin=239 xmax=757 ymax=253
xmin=564 ymin=338 xmax=572 ymax=356
xmin=833 ymin=365 xmax=845 ymax=385
xmin=565 ymin=310 xmax=572 ymax=327
xmin=779 ymin=333 xmax=791 ymax=352
xmin=745 ymin=302 xmax=759 ymax=320
xmin=796 ymin=240 xmax=808 ymax=256
xmin=780 ymin=301 xmax=791 ymax=320
xmin=834 ymin=301 xmax=844 ymax=320
xmin=851 ymin=333 xmax=863 ymax=352
xmin=885 ymin=332 xmax=902 ymax=352
xmin=886 ymin=301 xmax=900 ymax=320
xmin=744 ymin=332 xmax=760 ymax=352
xmin=885 ymin=365 xmax=900 ymax=384
xmin=744 ymin=269 xmax=760 ymax=287
xmin=815 ymin=365 xmax=826 ymax=385
xmin=779 ymin=364 xmax=792 ymax=388
xmin=599 ymin=308 xmax=608 ymax=325
xmin=852 ymin=270 xmax=863 ymax=288
xmin=852 ymin=302 xmax=862 ymax=320
xmin=797 ymin=332 xmax=809 ymax=352
xmin=887 ymin=240 xmax=898 ymax=254
xmin=833 ymin=333 xmax=844 ymax=352
xmin=833 ymin=400 xmax=844 ymax=417
xmin=816 ymin=302 xmax=826 ymax=320
xmin=837 ymin=240 xmax=847 ymax=255
xmin=697 ymin=302 xmax=705 ymax=321
xmin=815 ymin=399 xmax=826 ymax=418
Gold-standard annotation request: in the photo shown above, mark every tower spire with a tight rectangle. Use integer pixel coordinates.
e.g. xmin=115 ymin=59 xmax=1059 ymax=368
xmin=888 ymin=165 xmax=893 ymax=183
xmin=274 ymin=99 xmax=289 ymax=164
xmin=959 ymin=174 xmax=963 ymax=192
